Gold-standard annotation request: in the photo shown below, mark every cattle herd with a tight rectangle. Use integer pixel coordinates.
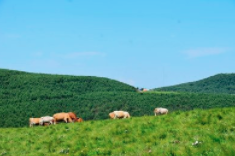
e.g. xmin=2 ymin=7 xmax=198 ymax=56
xmin=29 ymin=112 xmax=83 ymax=127
xmin=29 ymin=107 xmax=168 ymax=127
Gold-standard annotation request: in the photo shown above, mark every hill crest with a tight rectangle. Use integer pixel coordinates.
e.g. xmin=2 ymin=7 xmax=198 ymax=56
xmin=154 ymin=73 xmax=235 ymax=94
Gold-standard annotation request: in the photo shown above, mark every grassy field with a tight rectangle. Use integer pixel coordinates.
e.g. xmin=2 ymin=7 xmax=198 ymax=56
xmin=1 ymin=107 xmax=235 ymax=156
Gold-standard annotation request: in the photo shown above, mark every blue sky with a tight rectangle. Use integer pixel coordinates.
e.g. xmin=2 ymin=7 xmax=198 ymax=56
xmin=0 ymin=0 xmax=235 ymax=89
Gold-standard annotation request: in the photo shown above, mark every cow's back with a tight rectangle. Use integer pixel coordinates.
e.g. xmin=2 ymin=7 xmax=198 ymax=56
xmin=29 ymin=118 xmax=40 ymax=124
xmin=114 ymin=111 xmax=125 ymax=118
xmin=53 ymin=112 xmax=68 ymax=120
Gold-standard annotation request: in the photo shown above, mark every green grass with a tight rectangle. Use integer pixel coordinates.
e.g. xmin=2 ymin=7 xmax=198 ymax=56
xmin=1 ymin=107 xmax=235 ymax=155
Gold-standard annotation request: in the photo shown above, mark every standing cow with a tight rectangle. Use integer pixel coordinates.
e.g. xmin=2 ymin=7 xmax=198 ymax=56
xmin=29 ymin=118 xmax=41 ymax=127
xmin=53 ymin=112 xmax=73 ymax=124
xmin=154 ymin=107 xmax=168 ymax=116
xmin=39 ymin=116 xmax=54 ymax=125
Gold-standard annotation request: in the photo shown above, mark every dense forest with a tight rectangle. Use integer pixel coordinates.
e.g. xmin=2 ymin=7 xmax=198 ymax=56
xmin=154 ymin=73 xmax=235 ymax=94
xmin=1 ymin=69 xmax=235 ymax=127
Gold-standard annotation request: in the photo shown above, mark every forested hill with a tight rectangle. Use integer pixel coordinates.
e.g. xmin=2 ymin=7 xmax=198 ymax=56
xmin=0 ymin=68 xmax=136 ymax=97
xmin=154 ymin=73 xmax=235 ymax=94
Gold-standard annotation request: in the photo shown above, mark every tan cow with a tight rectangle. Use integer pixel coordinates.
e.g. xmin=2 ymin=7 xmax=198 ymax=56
xmin=29 ymin=118 xmax=41 ymax=127
xmin=113 ymin=111 xmax=131 ymax=119
xmin=154 ymin=107 xmax=168 ymax=116
xmin=53 ymin=112 xmax=73 ymax=124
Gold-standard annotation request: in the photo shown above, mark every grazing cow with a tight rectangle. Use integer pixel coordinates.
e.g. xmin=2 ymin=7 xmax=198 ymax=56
xmin=53 ymin=112 xmax=73 ymax=124
xmin=113 ymin=111 xmax=131 ymax=119
xmin=109 ymin=112 xmax=115 ymax=119
xmin=39 ymin=116 xmax=54 ymax=125
xmin=29 ymin=118 xmax=41 ymax=127
xmin=154 ymin=107 xmax=168 ymax=116
xmin=68 ymin=112 xmax=78 ymax=122
xmin=76 ymin=118 xmax=83 ymax=122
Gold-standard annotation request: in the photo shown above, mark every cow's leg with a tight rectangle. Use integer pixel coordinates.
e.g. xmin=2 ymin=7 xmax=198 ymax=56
xmin=68 ymin=117 xmax=73 ymax=123
xmin=32 ymin=122 xmax=36 ymax=127
xmin=64 ymin=118 xmax=67 ymax=123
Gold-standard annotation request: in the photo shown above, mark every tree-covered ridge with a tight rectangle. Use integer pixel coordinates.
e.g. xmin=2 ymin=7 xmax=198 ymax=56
xmin=154 ymin=73 xmax=235 ymax=94
xmin=1 ymin=90 xmax=235 ymax=127
xmin=0 ymin=68 xmax=136 ymax=97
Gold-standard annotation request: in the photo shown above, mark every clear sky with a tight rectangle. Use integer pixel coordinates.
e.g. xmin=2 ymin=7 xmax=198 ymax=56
xmin=0 ymin=0 xmax=235 ymax=89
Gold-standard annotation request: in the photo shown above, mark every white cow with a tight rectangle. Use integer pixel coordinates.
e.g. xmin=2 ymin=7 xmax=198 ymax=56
xmin=113 ymin=111 xmax=131 ymax=119
xmin=39 ymin=116 xmax=54 ymax=125
xmin=154 ymin=108 xmax=168 ymax=116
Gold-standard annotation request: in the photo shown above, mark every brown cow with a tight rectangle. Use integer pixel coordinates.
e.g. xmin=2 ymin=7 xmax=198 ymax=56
xmin=68 ymin=112 xmax=78 ymax=122
xmin=29 ymin=118 xmax=41 ymax=127
xmin=53 ymin=112 xmax=73 ymax=124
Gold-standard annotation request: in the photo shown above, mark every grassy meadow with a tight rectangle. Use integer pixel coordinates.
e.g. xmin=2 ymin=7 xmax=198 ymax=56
xmin=1 ymin=107 xmax=235 ymax=156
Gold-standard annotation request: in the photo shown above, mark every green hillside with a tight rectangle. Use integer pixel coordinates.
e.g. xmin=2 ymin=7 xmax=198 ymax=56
xmin=1 ymin=107 xmax=235 ymax=156
xmin=1 ymin=69 xmax=235 ymax=128
xmin=154 ymin=73 xmax=235 ymax=94
xmin=0 ymin=68 xmax=136 ymax=95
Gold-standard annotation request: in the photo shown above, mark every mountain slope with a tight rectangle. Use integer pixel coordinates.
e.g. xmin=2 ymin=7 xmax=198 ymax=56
xmin=0 ymin=68 xmax=136 ymax=97
xmin=154 ymin=73 xmax=235 ymax=94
